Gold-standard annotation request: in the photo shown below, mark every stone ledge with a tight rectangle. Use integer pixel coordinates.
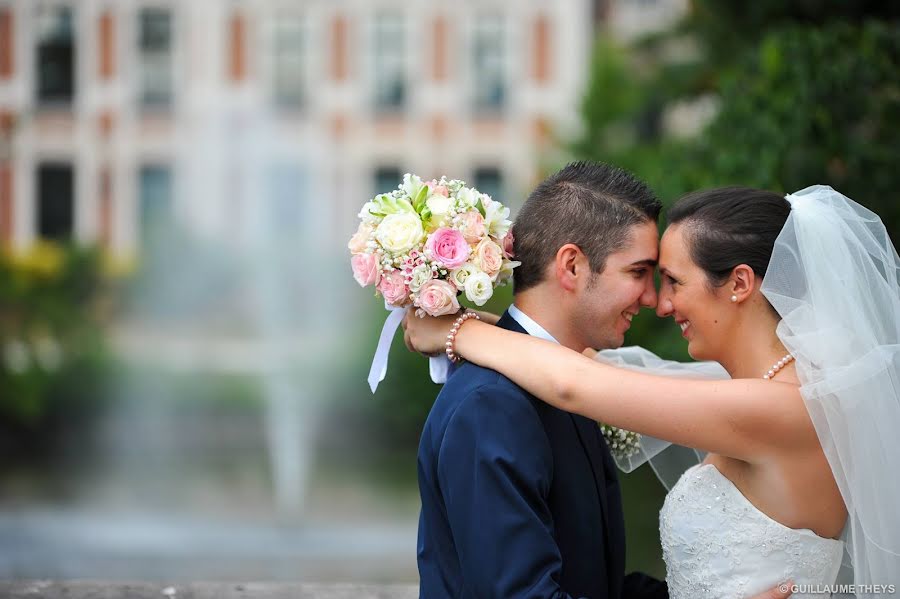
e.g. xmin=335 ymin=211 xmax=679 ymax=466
xmin=0 ymin=581 xmax=420 ymax=598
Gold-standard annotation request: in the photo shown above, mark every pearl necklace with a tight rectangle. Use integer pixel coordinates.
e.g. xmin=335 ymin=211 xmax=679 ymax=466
xmin=763 ymin=353 xmax=794 ymax=380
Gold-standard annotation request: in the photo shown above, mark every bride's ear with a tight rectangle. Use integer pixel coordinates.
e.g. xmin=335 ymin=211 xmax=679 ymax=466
xmin=729 ymin=264 xmax=756 ymax=304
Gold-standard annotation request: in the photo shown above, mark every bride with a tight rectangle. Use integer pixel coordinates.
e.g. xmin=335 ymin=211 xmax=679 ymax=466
xmin=403 ymin=185 xmax=900 ymax=598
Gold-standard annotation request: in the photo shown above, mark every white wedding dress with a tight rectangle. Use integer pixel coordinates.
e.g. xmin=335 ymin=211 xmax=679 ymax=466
xmin=659 ymin=463 xmax=844 ymax=598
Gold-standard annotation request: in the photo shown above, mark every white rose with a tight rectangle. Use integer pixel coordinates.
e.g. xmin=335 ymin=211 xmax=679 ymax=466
xmin=464 ymin=271 xmax=493 ymax=306
xmin=426 ymin=194 xmax=453 ymax=219
xmin=449 ymin=263 xmax=481 ymax=290
xmin=408 ymin=264 xmax=433 ymax=292
xmin=375 ymin=213 xmax=425 ymax=254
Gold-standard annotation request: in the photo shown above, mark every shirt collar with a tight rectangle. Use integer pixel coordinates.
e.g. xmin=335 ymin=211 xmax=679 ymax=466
xmin=508 ymin=304 xmax=560 ymax=345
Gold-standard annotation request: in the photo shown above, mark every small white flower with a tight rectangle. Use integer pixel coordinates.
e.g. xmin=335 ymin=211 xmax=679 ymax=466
xmin=484 ymin=200 xmax=512 ymax=238
xmin=408 ymin=264 xmax=433 ymax=292
xmin=495 ymin=259 xmax=521 ymax=286
xmin=358 ymin=201 xmax=379 ymax=223
xmin=464 ymin=271 xmax=493 ymax=306
xmin=401 ymin=173 xmax=425 ymax=198
xmin=599 ymin=423 xmax=641 ymax=460
xmin=454 ymin=187 xmax=478 ymax=209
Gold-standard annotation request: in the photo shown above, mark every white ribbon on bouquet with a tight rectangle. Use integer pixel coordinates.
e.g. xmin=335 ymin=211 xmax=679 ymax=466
xmin=367 ymin=303 xmax=450 ymax=393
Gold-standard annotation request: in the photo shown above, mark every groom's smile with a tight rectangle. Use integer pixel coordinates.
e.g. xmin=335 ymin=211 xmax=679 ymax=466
xmin=574 ymin=220 xmax=660 ymax=350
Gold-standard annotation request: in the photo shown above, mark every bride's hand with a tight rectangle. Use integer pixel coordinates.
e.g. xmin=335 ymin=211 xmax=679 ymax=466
xmin=402 ymin=308 xmax=460 ymax=356
xmin=750 ymin=581 xmax=794 ymax=599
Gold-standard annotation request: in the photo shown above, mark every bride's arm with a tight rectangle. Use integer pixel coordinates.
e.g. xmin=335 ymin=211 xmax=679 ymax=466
xmin=471 ymin=309 xmax=501 ymax=326
xmin=408 ymin=316 xmax=816 ymax=462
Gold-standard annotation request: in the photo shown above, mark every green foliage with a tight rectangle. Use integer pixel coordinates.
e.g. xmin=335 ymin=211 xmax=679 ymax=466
xmin=0 ymin=243 xmax=116 ymax=435
xmin=699 ymin=20 xmax=900 ymax=240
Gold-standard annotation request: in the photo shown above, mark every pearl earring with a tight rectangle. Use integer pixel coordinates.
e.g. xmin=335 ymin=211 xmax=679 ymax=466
xmin=730 ymin=295 xmax=738 ymax=303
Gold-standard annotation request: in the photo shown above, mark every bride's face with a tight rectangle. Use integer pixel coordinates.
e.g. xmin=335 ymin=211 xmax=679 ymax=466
xmin=656 ymin=224 xmax=735 ymax=361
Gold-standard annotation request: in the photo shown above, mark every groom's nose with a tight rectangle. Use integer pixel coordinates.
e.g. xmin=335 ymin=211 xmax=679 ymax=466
xmin=640 ymin=279 xmax=658 ymax=309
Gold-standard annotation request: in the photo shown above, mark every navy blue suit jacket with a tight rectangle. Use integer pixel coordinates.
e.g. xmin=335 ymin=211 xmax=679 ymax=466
xmin=417 ymin=311 xmax=668 ymax=598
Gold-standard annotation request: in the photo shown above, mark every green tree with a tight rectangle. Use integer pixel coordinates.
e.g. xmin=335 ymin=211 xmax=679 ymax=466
xmin=0 ymin=243 xmax=115 ymax=447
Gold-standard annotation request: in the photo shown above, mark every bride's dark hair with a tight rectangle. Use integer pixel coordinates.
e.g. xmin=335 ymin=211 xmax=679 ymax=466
xmin=667 ymin=186 xmax=791 ymax=288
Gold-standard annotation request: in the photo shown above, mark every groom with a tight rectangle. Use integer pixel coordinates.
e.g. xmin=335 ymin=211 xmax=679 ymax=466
xmin=415 ymin=162 xmax=667 ymax=598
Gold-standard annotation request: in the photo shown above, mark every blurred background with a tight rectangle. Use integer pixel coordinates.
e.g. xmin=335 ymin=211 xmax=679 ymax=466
xmin=0 ymin=0 xmax=897 ymax=585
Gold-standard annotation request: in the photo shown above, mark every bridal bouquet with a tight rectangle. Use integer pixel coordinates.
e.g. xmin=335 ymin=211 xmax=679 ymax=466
xmin=349 ymin=174 xmax=520 ymax=392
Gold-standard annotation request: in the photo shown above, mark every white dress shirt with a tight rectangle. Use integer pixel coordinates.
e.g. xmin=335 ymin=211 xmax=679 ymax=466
xmin=507 ymin=304 xmax=560 ymax=345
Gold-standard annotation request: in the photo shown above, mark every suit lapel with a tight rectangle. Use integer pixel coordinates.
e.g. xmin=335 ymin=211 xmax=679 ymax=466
xmin=569 ymin=414 xmax=609 ymax=536
xmin=570 ymin=415 xmax=610 ymax=530
xmin=498 ymin=311 xmax=617 ymax=590
xmin=572 ymin=414 xmax=619 ymax=597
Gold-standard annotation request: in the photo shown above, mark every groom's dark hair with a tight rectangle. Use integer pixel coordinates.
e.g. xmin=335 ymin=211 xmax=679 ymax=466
xmin=512 ymin=161 xmax=661 ymax=293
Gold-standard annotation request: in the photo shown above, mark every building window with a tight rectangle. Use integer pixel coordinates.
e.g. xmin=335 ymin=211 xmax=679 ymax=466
xmin=474 ymin=167 xmax=504 ymax=203
xmin=273 ymin=17 xmax=304 ymax=109
xmin=373 ymin=14 xmax=405 ymax=113
xmin=472 ymin=16 xmax=506 ymax=113
xmin=35 ymin=6 xmax=75 ymax=106
xmin=37 ymin=163 xmax=74 ymax=240
xmin=139 ymin=165 xmax=173 ymax=250
xmin=374 ymin=166 xmax=401 ymax=196
xmin=139 ymin=8 xmax=173 ymax=109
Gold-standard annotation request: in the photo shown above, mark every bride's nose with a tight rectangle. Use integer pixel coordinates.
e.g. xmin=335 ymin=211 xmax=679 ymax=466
xmin=656 ymin=294 xmax=674 ymax=318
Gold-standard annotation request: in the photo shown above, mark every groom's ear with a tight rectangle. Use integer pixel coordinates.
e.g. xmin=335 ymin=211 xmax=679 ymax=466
xmin=729 ymin=264 xmax=756 ymax=303
xmin=555 ymin=243 xmax=584 ymax=292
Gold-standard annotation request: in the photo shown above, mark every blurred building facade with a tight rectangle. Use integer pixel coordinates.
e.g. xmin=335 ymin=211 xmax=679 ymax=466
xmin=0 ymin=0 xmax=605 ymax=262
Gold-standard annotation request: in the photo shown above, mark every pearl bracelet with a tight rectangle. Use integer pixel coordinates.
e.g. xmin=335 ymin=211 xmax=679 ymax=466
xmin=445 ymin=311 xmax=481 ymax=363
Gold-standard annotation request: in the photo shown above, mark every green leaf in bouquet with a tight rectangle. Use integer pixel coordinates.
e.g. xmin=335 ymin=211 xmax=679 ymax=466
xmin=475 ymin=197 xmax=487 ymax=218
xmin=413 ymin=184 xmax=430 ymax=214
xmin=372 ymin=193 xmax=415 ymax=217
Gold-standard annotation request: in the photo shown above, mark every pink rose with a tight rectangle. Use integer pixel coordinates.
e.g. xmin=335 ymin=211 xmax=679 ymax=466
xmin=417 ymin=279 xmax=460 ymax=317
xmin=475 ymin=239 xmax=504 ymax=281
xmin=426 ymin=179 xmax=450 ymax=197
xmin=501 ymin=228 xmax=515 ymax=259
xmin=377 ymin=271 xmax=411 ymax=307
xmin=425 ymin=227 xmax=470 ymax=269
xmin=460 ymin=211 xmax=486 ymax=244
xmin=351 ymin=253 xmax=381 ymax=287
xmin=348 ymin=222 xmax=373 ymax=255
